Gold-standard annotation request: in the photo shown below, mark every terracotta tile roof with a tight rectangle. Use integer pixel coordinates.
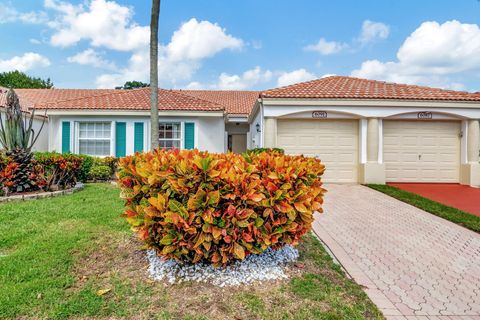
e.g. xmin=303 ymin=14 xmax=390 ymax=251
xmin=177 ymin=90 xmax=260 ymax=116
xmin=0 ymin=87 xmax=115 ymax=111
xmin=36 ymin=88 xmax=225 ymax=112
xmin=261 ymin=76 xmax=480 ymax=101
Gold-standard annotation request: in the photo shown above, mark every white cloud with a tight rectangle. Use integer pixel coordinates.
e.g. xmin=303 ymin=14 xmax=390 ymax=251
xmin=29 ymin=39 xmax=42 ymax=45
xmin=277 ymin=69 xmax=316 ymax=87
xmin=166 ymin=18 xmax=243 ymax=61
xmin=0 ymin=5 xmax=48 ymax=24
xmin=46 ymin=0 xmax=149 ymax=51
xmin=95 ymin=17 xmax=244 ymax=88
xmin=359 ymin=20 xmax=390 ymax=44
xmin=304 ymin=38 xmax=348 ymax=55
xmin=0 ymin=52 xmax=51 ymax=72
xmin=216 ymin=67 xmax=272 ymax=90
xmin=183 ymin=66 xmax=272 ymax=90
xmin=351 ymin=20 xmax=480 ymax=89
xmin=67 ymin=48 xmax=116 ymax=70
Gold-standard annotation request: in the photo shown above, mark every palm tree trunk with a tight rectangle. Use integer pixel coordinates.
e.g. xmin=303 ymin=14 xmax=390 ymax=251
xmin=150 ymin=0 xmax=160 ymax=150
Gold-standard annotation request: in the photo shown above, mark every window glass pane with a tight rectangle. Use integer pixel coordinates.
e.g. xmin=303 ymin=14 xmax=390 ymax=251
xmin=78 ymin=122 xmax=111 ymax=156
xmin=158 ymin=122 xmax=181 ymax=149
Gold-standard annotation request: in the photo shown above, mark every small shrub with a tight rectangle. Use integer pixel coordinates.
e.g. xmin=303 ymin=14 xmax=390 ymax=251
xmin=118 ymin=149 xmax=325 ymax=266
xmin=77 ymin=154 xmax=95 ymax=183
xmin=34 ymin=152 xmax=83 ymax=191
xmin=102 ymin=156 xmax=119 ymax=174
xmin=88 ymin=165 xmax=112 ymax=181
xmin=246 ymin=148 xmax=285 ymax=155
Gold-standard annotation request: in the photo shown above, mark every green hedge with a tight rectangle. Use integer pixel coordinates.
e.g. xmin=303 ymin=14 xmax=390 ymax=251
xmin=245 ymin=148 xmax=285 ymax=155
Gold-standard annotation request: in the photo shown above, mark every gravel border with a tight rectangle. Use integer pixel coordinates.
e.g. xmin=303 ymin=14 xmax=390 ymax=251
xmin=147 ymin=245 xmax=299 ymax=287
xmin=0 ymin=183 xmax=84 ymax=203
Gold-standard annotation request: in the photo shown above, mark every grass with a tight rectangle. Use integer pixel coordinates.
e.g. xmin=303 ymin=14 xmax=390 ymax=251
xmin=368 ymin=184 xmax=480 ymax=233
xmin=0 ymin=184 xmax=383 ymax=320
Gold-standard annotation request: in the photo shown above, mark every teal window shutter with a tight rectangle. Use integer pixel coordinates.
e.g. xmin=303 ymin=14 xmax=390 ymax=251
xmin=134 ymin=122 xmax=144 ymax=153
xmin=61 ymin=121 xmax=70 ymax=153
xmin=184 ymin=122 xmax=195 ymax=150
xmin=115 ymin=122 xmax=126 ymax=157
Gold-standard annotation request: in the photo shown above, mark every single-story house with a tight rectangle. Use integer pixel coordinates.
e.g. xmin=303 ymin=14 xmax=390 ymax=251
xmin=1 ymin=76 xmax=479 ymax=187
xmin=251 ymin=76 xmax=480 ymax=186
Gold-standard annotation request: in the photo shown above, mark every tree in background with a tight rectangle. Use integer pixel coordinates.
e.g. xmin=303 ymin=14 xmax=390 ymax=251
xmin=115 ymin=80 xmax=149 ymax=90
xmin=0 ymin=71 xmax=53 ymax=89
xmin=150 ymin=0 xmax=160 ymax=150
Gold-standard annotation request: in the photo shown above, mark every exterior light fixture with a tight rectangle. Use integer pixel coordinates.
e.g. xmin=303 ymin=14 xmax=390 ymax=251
xmin=256 ymin=123 xmax=261 ymax=132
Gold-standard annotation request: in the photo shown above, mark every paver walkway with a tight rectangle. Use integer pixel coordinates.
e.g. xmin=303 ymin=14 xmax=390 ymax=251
xmin=388 ymin=183 xmax=480 ymax=217
xmin=313 ymin=184 xmax=480 ymax=320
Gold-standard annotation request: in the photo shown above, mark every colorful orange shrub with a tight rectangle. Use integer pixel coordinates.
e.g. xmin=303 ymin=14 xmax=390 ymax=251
xmin=118 ymin=149 xmax=326 ymax=266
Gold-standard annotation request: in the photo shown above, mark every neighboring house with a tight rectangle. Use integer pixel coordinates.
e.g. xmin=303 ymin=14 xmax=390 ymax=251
xmin=36 ymin=88 xmax=227 ymax=156
xmin=1 ymin=76 xmax=479 ymax=187
xmin=252 ymin=76 xmax=480 ymax=187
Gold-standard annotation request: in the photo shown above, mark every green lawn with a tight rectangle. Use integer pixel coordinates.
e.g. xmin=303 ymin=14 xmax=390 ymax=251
xmin=0 ymin=184 xmax=383 ymax=320
xmin=368 ymin=184 xmax=480 ymax=233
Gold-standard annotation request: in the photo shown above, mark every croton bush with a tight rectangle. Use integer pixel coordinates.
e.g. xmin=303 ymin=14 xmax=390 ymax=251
xmin=118 ymin=149 xmax=325 ymax=266
xmin=0 ymin=152 xmax=83 ymax=195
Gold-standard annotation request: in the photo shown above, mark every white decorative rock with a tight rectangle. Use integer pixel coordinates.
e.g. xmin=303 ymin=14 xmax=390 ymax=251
xmin=146 ymin=245 xmax=299 ymax=287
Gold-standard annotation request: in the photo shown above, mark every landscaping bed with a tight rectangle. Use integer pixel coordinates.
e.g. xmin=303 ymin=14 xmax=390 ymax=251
xmin=0 ymin=182 xmax=84 ymax=202
xmin=0 ymin=184 xmax=383 ymax=319
xmin=368 ymin=184 xmax=480 ymax=233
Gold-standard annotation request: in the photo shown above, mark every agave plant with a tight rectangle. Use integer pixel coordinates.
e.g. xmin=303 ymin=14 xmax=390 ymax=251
xmin=0 ymin=88 xmax=46 ymax=192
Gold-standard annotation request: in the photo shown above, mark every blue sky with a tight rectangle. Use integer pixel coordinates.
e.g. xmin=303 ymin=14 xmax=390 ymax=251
xmin=1 ymin=0 xmax=480 ymax=91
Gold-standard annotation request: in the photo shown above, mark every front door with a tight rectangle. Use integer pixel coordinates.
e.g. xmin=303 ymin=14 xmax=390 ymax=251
xmin=228 ymin=134 xmax=247 ymax=153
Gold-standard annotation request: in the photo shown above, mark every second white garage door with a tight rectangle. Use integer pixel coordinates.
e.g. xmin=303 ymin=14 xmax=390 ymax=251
xmin=277 ymin=119 xmax=358 ymax=183
xmin=383 ymin=120 xmax=461 ymax=183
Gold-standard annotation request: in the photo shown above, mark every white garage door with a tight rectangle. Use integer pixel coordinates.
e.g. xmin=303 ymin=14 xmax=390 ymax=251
xmin=383 ymin=121 xmax=461 ymax=183
xmin=277 ymin=119 xmax=359 ymax=183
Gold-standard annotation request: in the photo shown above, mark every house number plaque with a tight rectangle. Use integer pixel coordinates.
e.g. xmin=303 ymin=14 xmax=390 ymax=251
xmin=417 ymin=112 xmax=433 ymax=119
xmin=312 ymin=111 xmax=328 ymax=118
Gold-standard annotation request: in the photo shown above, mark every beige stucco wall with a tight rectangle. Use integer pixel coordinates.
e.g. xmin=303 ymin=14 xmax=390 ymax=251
xmin=461 ymin=120 xmax=480 ymax=187
xmin=366 ymin=118 xmax=379 ymax=162
xmin=263 ymin=117 xmax=277 ymax=148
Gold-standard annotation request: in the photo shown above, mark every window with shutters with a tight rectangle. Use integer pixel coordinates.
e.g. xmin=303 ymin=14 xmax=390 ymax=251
xmin=159 ymin=122 xmax=181 ymax=149
xmin=78 ymin=122 xmax=112 ymax=156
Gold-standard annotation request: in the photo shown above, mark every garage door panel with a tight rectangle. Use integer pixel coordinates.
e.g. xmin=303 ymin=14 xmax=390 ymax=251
xmin=384 ymin=121 xmax=460 ymax=183
xmin=277 ymin=119 xmax=358 ymax=183
xmin=277 ymin=135 xmax=296 ymax=146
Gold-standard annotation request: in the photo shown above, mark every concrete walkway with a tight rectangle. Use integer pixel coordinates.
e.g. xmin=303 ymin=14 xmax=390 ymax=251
xmin=313 ymin=184 xmax=480 ymax=320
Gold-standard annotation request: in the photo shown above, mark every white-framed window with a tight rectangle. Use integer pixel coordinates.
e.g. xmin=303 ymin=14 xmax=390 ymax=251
xmin=159 ymin=122 xmax=181 ymax=149
xmin=78 ymin=122 xmax=112 ymax=156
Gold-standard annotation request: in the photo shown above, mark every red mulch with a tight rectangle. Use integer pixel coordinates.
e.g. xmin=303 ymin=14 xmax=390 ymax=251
xmin=388 ymin=183 xmax=480 ymax=217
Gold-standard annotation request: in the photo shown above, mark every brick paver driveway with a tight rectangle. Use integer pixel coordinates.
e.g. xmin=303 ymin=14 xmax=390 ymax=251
xmin=313 ymin=184 xmax=480 ymax=320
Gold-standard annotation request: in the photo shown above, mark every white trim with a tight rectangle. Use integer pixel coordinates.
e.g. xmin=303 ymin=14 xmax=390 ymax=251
xmin=360 ymin=119 xmax=367 ymax=164
xmin=126 ymin=122 xmax=134 ymax=155
xmin=261 ymin=98 xmax=480 ymax=109
xmin=260 ymin=104 xmax=264 ymax=148
xmin=70 ymin=121 xmax=80 ymax=154
xmin=386 ymin=112 xmax=463 ymax=120
xmin=224 ymin=132 xmax=228 ymax=153
xmin=278 ymin=110 xmax=360 ymax=119
xmin=110 ymin=121 xmax=115 ymax=156
xmin=263 ymin=105 xmax=480 ymax=119
xmin=378 ymin=119 xmax=383 ymax=164
xmin=461 ymin=120 xmax=468 ymax=164
xmin=226 ymin=116 xmax=249 ymax=123
xmin=143 ymin=121 xmax=148 ymax=152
